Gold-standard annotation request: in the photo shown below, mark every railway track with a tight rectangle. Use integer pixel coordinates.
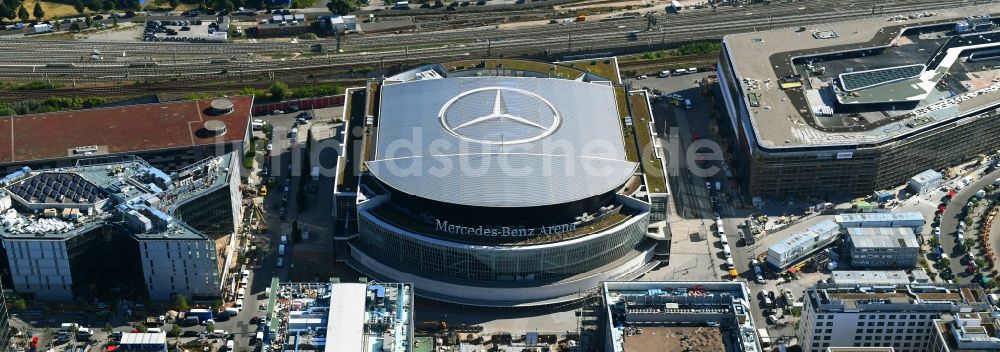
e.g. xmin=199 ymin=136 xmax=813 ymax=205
xmin=0 ymin=0 xmax=988 ymax=94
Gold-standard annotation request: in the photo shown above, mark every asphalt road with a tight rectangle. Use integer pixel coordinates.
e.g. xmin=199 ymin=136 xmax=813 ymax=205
xmin=938 ymin=167 xmax=1000 ymax=283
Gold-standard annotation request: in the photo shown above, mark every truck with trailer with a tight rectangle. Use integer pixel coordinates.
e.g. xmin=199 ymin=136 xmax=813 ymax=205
xmin=187 ymin=309 xmax=214 ymax=324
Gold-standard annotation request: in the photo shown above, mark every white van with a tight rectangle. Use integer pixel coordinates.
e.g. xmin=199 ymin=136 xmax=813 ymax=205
xmin=657 ymin=70 xmax=671 ymax=78
xmin=212 ymin=329 xmax=228 ymax=338
xmin=146 ymin=328 xmax=162 ymax=333
xmin=726 ymin=257 xmax=735 ymax=269
xmin=235 ymin=299 xmax=244 ymax=311
xmin=280 ymin=235 xmax=288 ymax=245
xmin=278 ymin=244 xmax=285 ymax=256
xmin=237 ymin=287 xmax=246 ymax=300
xmin=688 ymin=67 xmax=698 ymax=73
xmin=226 ymin=339 xmax=235 ymax=351
xmin=723 ymin=244 xmax=731 ymax=257
xmin=720 ymin=235 xmax=729 ymax=246
xmin=224 ymin=307 xmax=239 ymax=316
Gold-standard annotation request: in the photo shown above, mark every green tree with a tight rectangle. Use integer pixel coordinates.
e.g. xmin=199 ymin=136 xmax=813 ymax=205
xmin=929 ymin=237 xmax=941 ymax=248
xmin=84 ymin=14 xmax=93 ymax=28
xmin=103 ymin=0 xmax=115 ymax=10
xmin=269 ymin=81 xmax=291 ymax=100
xmin=74 ymin=0 xmax=86 ymax=13
xmin=17 ymin=6 xmax=28 ymax=22
xmin=32 ymin=2 xmax=44 ymax=20
xmin=964 ymin=238 xmax=977 ymax=252
xmin=326 ymin=0 xmax=356 ymax=15
xmin=976 ymin=258 xmax=988 ymax=270
xmin=248 ymin=0 xmax=264 ymax=10
xmin=205 ymin=323 xmax=215 ymax=334
xmin=54 ymin=17 xmax=62 ymax=30
xmin=174 ymin=295 xmax=189 ymax=312
xmin=136 ymin=323 xmax=148 ymax=333
xmin=169 ymin=324 xmax=182 ymax=337
xmin=12 ymin=298 xmax=27 ymax=311
xmin=941 ymin=257 xmax=952 ymax=268
xmin=168 ymin=0 xmax=179 ymax=8
xmin=69 ymin=22 xmax=81 ymax=32
xmin=112 ymin=16 xmax=118 ymax=27
xmin=211 ymin=300 xmax=222 ymax=313
xmin=102 ymin=323 xmax=114 ymax=334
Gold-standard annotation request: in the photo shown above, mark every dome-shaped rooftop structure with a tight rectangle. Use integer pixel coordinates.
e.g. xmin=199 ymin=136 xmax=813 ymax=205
xmin=208 ymin=98 xmax=235 ymax=115
xmin=201 ymin=119 xmax=228 ymax=137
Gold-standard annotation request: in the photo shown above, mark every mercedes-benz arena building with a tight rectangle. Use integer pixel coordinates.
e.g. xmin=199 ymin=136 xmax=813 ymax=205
xmin=341 ymin=63 xmax=665 ymax=306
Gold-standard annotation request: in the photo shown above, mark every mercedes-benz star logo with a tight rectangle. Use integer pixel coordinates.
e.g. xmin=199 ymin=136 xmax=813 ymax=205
xmin=439 ymin=87 xmax=561 ymax=145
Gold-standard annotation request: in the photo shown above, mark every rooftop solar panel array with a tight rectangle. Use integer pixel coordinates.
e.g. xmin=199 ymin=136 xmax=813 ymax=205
xmin=7 ymin=173 xmax=106 ymax=204
xmin=839 ymin=64 xmax=925 ymax=92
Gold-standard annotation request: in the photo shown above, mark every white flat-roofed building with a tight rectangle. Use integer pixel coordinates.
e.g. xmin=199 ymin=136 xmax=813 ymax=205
xmin=909 ymin=169 xmax=944 ymax=194
xmin=835 ymin=212 xmax=926 ymax=234
xmin=118 ymin=333 xmax=167 ymax=352
xmin=767 ymin=220 xmax=840 ymax=269
xmin=329 ymin=283 xmax=366 ymax=351
xmin=845 ymin=227 xmax=920 ymax=269
xmin=828 ymin=271 xmax=912 ymax=286
xmin=930 ymin=311 xmax=1000 ymax=352
xmin=798 ymin=283 xmax=991 ymax=352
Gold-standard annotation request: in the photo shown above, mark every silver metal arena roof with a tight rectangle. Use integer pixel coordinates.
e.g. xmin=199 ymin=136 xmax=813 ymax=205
xmin=369 ymin=77 xmax=636 ymax=208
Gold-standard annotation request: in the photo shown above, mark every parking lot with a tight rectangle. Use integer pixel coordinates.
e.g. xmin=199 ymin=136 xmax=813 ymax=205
xmin=142 ymin=19 xmax=226 ymax=42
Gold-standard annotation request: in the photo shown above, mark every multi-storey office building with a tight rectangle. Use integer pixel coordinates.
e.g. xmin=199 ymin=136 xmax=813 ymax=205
xmin=718 ymin=10 xmax=1000 ymax=197
xmin=929 ymin=310 xmax=1000 ymax=351
xmin=603 ymin=281 xmax=763 ymax=352
xmin=0 ymin=153 xmax=242 ymax=301
xmin=335 ymin=60 xmax=670 ymax=306
xmin=798 ymin=283 xmax=991 ymax=352
xmin=844 ymin=227 xmax=920 ymax=269
xmin=261 ymin=278 xmax=414 ymax=352
xmin=0 ymin=97 xmax=251 ymax=174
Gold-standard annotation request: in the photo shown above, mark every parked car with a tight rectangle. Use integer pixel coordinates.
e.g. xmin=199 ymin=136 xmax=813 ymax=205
xmin=782 ymin=289 xmax=794 ymax=304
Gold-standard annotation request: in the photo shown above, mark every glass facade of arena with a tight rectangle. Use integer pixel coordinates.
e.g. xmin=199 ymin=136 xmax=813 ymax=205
xmin=355 ymin=210 xmax=649 ymax=282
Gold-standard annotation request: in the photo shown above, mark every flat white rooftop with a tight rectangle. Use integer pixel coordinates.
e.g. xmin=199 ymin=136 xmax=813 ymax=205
xmin=327 ymin=283 xmax=367 ymax=352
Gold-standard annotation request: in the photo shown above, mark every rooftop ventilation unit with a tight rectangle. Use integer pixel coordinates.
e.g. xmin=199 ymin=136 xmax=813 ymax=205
xmin=201 ymin=119 xmax=228 ymax=137
xmin=208 ymin=98 xmax=235 ymax=115
xmin=73 ymin=146 xmax=99 ymax=154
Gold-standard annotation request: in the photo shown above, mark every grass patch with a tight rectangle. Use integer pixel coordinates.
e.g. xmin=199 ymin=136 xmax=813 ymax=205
xmin=441 ymin=59 xmax=585 ymax=79
xmin=291 ymin=84 xmax=342 ymax=98
xmin=616 ymin=87 xmax=638 ymax=163
xmin=23 ymin=0 xmax=87 ymax=20
xmin=0 ymin=81 xmax=63 ymax=90
xmin=26 ymin=31 xmax=77 ymax=40
xmin=677 ymin=41 xmax=722 ymax=56
xmin=0 ymin=96 xmax=107 ymax=116
xmin=630 ymin=93 xmax=666 ymax=193
xmin=563 ymin=58 xmax=619 ymax=83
